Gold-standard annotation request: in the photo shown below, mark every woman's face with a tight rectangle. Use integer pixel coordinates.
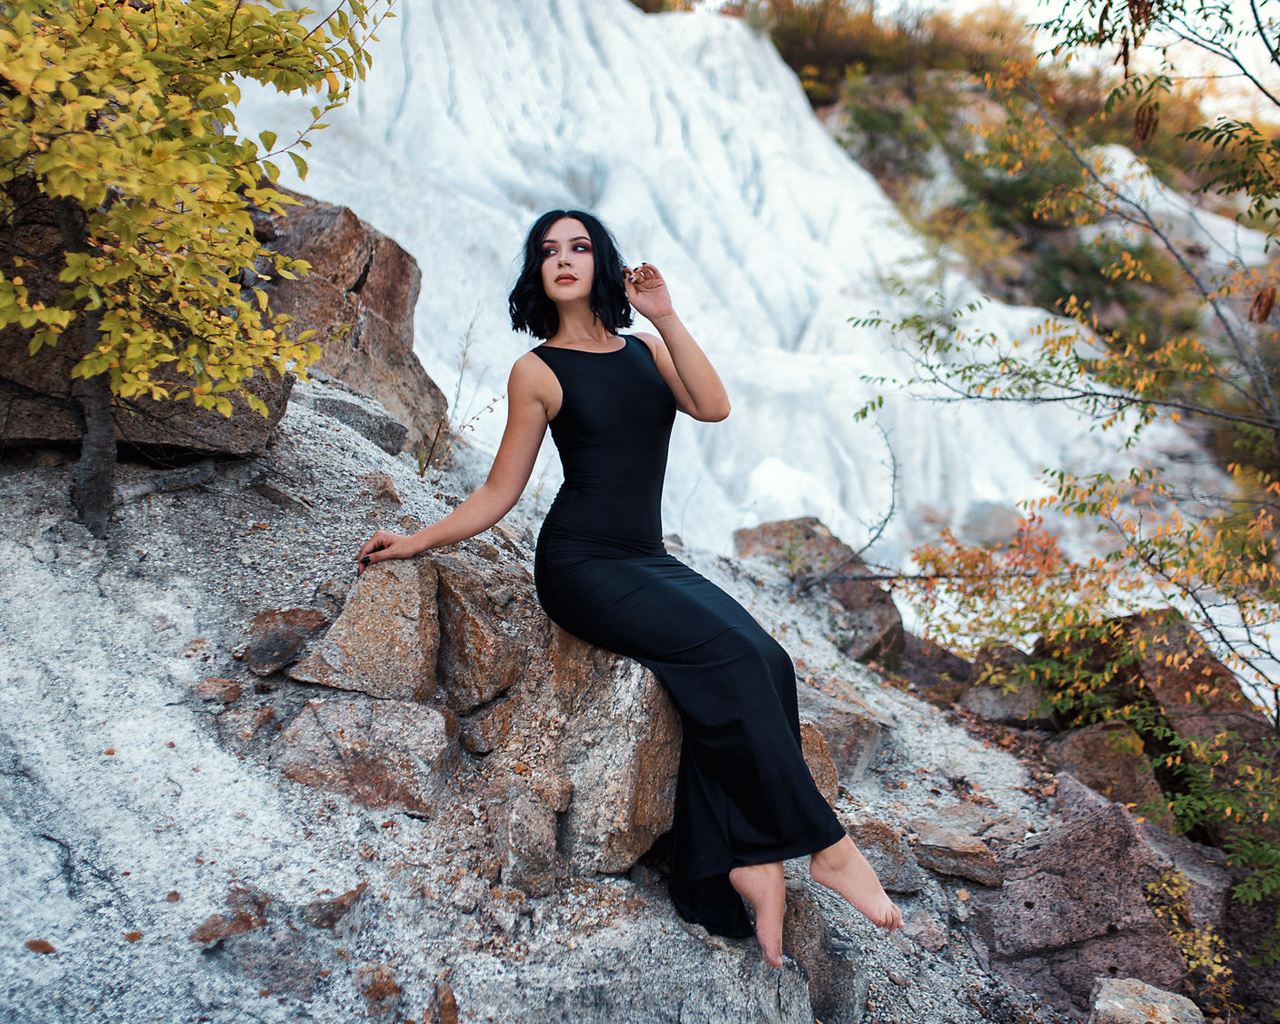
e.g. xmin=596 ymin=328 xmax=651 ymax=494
xmin=540 ymin=217 xmax=594 ymax=302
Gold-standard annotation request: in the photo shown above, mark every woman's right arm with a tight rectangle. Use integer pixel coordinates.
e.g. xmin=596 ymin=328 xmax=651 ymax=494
xmin=357 ymin=352 xmax=555 ymax=572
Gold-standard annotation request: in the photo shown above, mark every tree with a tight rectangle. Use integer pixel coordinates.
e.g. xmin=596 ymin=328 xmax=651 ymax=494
xmin=853 ymin=0 xmax=1280 ymax=975
xmin=0 ymin=0 xmax=390 ymax=534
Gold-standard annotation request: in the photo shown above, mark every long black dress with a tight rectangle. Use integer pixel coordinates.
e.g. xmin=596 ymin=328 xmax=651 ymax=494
xmin=532 ymin=335 xmax=846 ymax=938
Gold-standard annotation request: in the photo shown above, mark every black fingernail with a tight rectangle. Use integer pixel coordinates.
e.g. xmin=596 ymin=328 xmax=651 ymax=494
xmin=360 ymin=556 xmax=371 ymax=565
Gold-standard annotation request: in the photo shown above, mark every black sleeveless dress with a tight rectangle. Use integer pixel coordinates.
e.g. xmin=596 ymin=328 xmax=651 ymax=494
xmin=532 ymin=335 xmax=846 ymax=937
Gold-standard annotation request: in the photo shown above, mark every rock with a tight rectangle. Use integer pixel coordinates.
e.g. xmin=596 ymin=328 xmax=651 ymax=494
xmin=250 ymin=189 xmax=448 ymax=455
xmin=274 ymin=698 xmax=457 ymax=815
xmin=288 ymin=560 xmax=438 ymax=702
xmin=494 ymin=790 xmax=560 ymax=897
xmin=734 ymin=517 xmax=904 ymax=662
xmin=1109 ymin=611 xmax=1274 ymax=746
xmin=433 ymin=549 xmax=547 ymax=714
xmin=893 ymin=631 xmax=973 ymax=707
xmin=902 ymin=908 xmax=948 ymax=952
xmin=908 ymin=819 xmax=1003 ymax=887
xmin=958 ymin=645 xmax=1054 ymax=726
xmin=1087 ymin=977 xmax=1205 ymax=1024
xmin=1052 ymin=770 xmax=1115 ymax=820
xmin=1136 ymin=824 xmax=1231 ymax=933
xmin=289 ymin=376 xmax=409 ymax=454
xmin=301 ymin=883 xmax=367 ymax=931
xmin=192 ymin=677 xmax=242 ymax=704
xmin=241 ymin=607 xmax=329 ymax=677
xmin=460 ymin=695 xmax=518 ymax=754
xmin=931 ymin=804 xmax=1027 ymax=850
xmin=547 ymin=629 xmax=682 ymax=875
xmin=799 ymin=722 xmax=839 ymax=806
xmin=215 ymin=704 xmax=275 ymax=744
xmin=782 ymin=881 xmax=869 ymax=1023
xmin=189 ymin=885 xmax=271 ymax=944
xmin=797 ymin=680 xmax=893 ymax=787
xmin=356 ymin=963 xmax=402 ymax=1018
xmin=845 ymin=818 xmax=924 ymax=895
xmin=972 ymin=803 xmax=1186 ymax=1016
xmin=1045 ymin=722 xmax=1173 ymax=831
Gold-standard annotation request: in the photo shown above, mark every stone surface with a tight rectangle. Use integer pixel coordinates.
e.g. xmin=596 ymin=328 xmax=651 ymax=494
xmin=845 ymin=817 xmax=924 ymax=895
xmin=546 ymin=628 xmax=682 ymax=876
xmin=1052 ymin=770 xmax=1115 ymax=820
xmin=301 ymin=883 xmax=368 ymax=931
xmin=973 ymin=803 xmax=1187 ymax=1016
xmin=250 ymin=189 xmax=448 ymax=455
xmin=288 ymin=560 xmax=438 ymax=702
xmin=782 ymin=880 xmax=869 ymax=1023
xmin=1044 ymin=722 xmax=1173 ymax=830
xmin=274 ymin=698 xmax=457 ymax=815
xmin=799 ymin=722 xmax=840 ymax=806
xmin=432 ymin=548 xmax=547 ymax=714
xmin=189 ymin=885 xmax=271 ymax=944
xmin=241 ymin=607 xmax=329 ymax=677
xmin=289 ymin=376 xmax=409 ymax=455
xmin=797 ymin=679 xmax=894 ymax=789
xmin=908 ymin=819 xmax=1004 ymax=887
xmin=1087 ymin=977 xmax=1205 ymax=1024
xmin=357 ymin=963 xmax=403 ymax=1018
xmin=734 ymin=517 xmax=904 ymax=662
xmin=494 ymin=790 xmax=560 ymax=897
xmin=902 ymin=909 xmax=949 ymax=952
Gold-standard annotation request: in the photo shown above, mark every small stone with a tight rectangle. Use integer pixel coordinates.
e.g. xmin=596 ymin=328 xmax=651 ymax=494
xmin=1087 ymin=977 xmax=1206 ymax=1024
xmin=192 ymin=677 xmax=242 ymax=704
xmin=301 ymin=883 xmax=367 ymax=930
xmin=356 ymin=963 xmax=402 ymax=1017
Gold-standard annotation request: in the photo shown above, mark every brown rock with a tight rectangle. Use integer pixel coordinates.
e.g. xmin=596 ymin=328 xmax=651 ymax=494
xmin=215 ymin=705 xmax=275 ymax=744
xmin=845 ymin=817 xmax=923 ymax=894
xmin=250 ymin=190 xmax=448 ymax=455
xmin=1087 ymin=977 xmax=1205 ymax=1024
xmin=460 ymin=696 xmax=517 ymax=755
xmin=301 ymin=883 xmax=367 ymax=931
xmin=799 ymin=722 xmax=839 ymax=807
xmin=908 ymin=819 xmax=1003 ymax=887
xmin=288 ymin=560 xmax=437 ymax=702
xmin=733 ymin=517 xmax=903 ymax=662
xmin=547 ymin=628 xmax=682 ymax=875
xmin=959 ymin=646 xmax=1054 ymax=727
xmin=241 ymin=607 xmax=329 ymax=677
xmin=274 ymin=698 xmax=457 ymax=815
xmin=902 ymin=909 xmax=948 ymax=952
xmin=1111 ymin=611 xmax=1273 ymax=745
xmin=972 ymin=803 xmax=1186 ymax=1016
xmin=189 ymin=885 xmax=270 ymax=944
xmin=192 ymin=677 xmax=242 ymax=705
xmin=433 ymin=549 xmax=547 ymax=714
xmin=356 ymin=963 xmax=402 ymax=1018
xmin=1045 ymin=722 xmax=1173 ymax=830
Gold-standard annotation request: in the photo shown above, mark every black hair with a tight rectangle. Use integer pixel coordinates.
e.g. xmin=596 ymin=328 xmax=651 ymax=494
xmin=508 ymin=210 xmax=633 ymax=339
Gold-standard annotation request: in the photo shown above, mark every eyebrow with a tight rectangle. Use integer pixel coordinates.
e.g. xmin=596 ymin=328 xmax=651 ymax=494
xmin=543 ymin=236 xmax=591 ymax=245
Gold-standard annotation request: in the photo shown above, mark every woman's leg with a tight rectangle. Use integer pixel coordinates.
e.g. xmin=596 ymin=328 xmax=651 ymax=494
xmin=809 ymin=836 xmax=903 ymax=930
xmin=728 ymin=861 xmax=787 ymax=966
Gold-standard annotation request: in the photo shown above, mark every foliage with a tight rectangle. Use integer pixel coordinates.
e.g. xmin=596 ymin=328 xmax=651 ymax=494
xmin=1146 ymin=870 xmax=1242 ymax=1018
xmin=0 ymin=0 xmax=389 ymax=530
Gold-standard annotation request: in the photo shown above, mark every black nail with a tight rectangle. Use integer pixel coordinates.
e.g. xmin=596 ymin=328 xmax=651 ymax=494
xmin=360 ymin=556 xmax=371 ymax=565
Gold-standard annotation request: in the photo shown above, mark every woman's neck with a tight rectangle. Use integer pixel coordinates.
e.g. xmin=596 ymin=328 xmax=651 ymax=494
xmin=549 ymin=302 xmax=612 ymax=348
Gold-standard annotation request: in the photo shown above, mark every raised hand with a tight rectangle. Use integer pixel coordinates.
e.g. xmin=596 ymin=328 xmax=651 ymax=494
xmin=625 ymin=262 xmax=675 ymax=322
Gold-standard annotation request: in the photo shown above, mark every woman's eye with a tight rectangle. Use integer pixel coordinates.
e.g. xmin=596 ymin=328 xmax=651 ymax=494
xmin=574 ymin=244 xmax=591 ymax=253
xmin=542 ymin=248 xmax=556 ymax=259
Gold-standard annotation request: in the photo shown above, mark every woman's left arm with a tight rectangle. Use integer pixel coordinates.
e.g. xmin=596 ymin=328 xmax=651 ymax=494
xmin=627 ymin=263 xmax=731 ymax=423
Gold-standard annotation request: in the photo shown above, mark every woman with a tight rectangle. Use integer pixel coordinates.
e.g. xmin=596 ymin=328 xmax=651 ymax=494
xmin=358 ymin=210 xmax=902 ymax=964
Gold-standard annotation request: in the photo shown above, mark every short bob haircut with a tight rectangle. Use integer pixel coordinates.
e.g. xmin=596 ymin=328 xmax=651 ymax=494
xmin=509 ymin=210 xmax=633 ymax=340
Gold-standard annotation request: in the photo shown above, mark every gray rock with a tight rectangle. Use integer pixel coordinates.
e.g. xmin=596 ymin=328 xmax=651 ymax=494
xmin=846 ymin=817 xmax=924 ymax=894
xmin=290 ymin=377 xmax=409 ymax=455
xmin=909 ymin=819 xmax=1004 ymax=887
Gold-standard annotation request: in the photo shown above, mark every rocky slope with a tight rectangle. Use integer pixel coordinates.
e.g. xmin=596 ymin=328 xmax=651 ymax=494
xmin=2 ymin=365 xmax=1253 ymax=1022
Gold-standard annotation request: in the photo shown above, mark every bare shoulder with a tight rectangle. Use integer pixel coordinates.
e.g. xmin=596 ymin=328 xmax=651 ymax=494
xmin=631 ymin=332 xmax=664 ymax=357
xmin=510 ymin=349 xmax=555 ymax=388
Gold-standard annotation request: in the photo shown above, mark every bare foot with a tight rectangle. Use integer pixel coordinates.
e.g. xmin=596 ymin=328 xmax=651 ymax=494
xmin=728 ymin=861 xmax=786 ymax=966
xmin=809 ymin=836 xmax=903 ymax=930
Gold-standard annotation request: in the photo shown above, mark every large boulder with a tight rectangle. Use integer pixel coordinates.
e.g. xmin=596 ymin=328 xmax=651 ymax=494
xmin=797 ymin=677 xmax=894 ymax=787
xmin=0 ymin=177 xmax=292 ymax=454
xmin=250 ymin=189 xmax=448 ymax=455
xmin=734 ymin=518 xmax=904 ymax=662
xmin=1044 ymin=722 xmax=1174 ymax=831
xmin=973 ymin=803 xmax=1187 ymax=1016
